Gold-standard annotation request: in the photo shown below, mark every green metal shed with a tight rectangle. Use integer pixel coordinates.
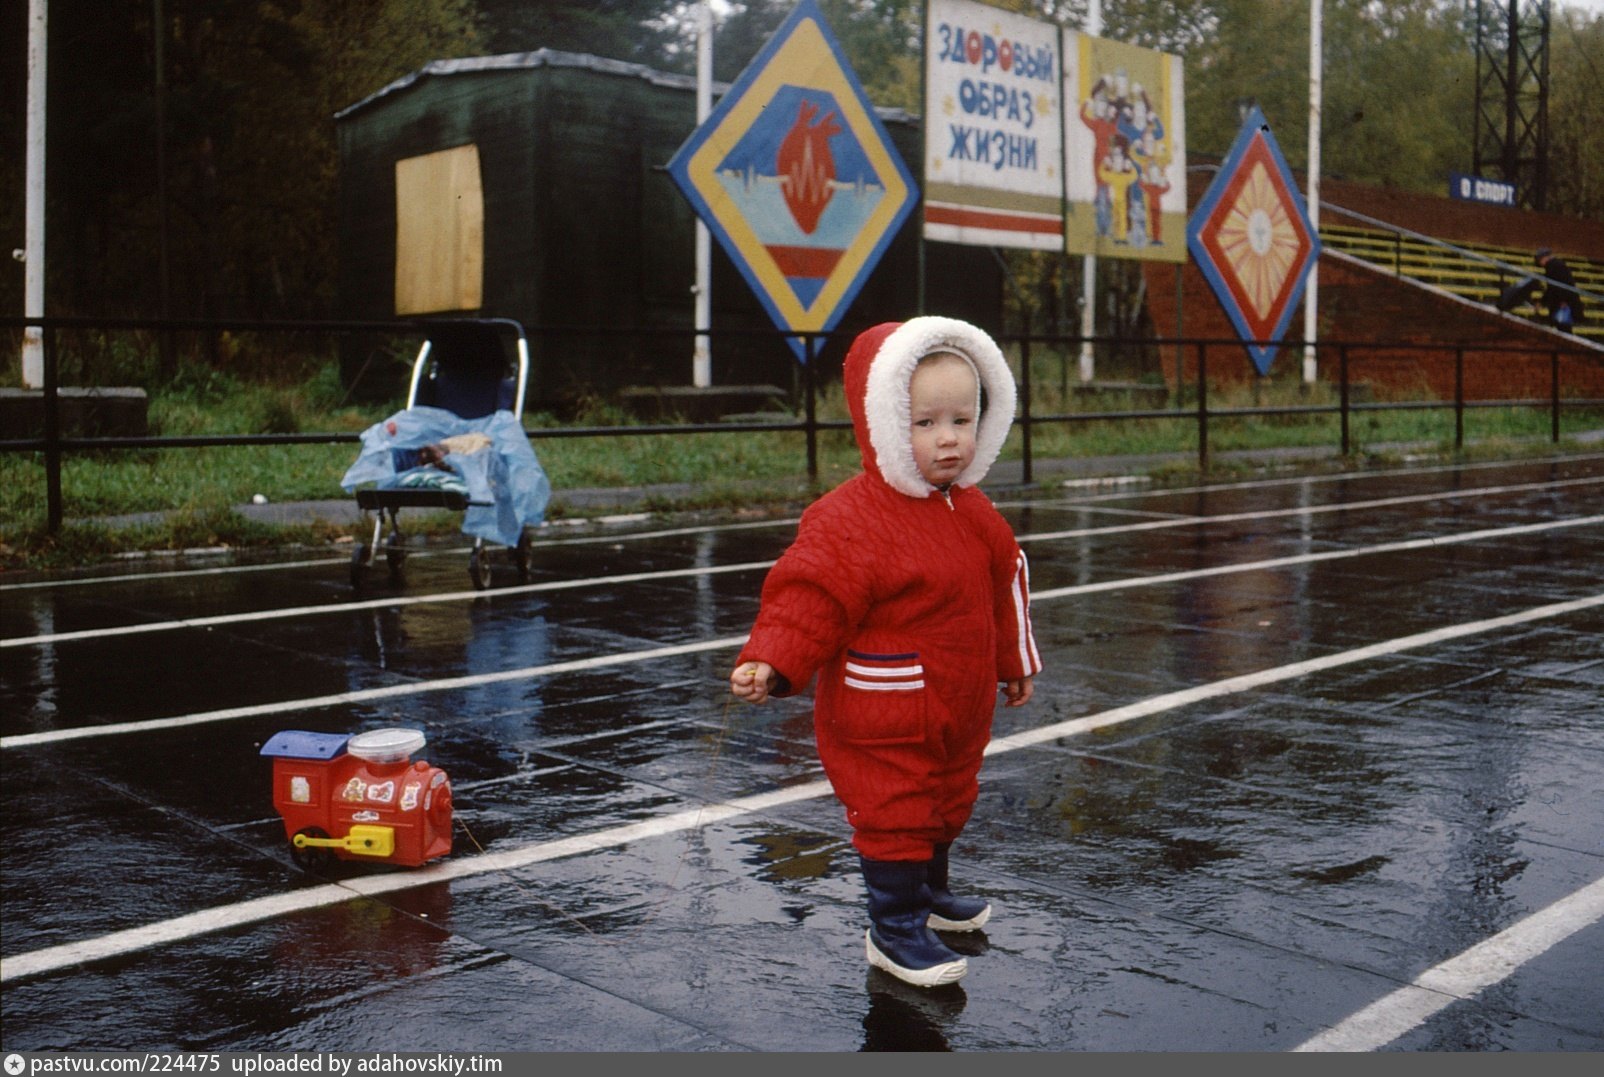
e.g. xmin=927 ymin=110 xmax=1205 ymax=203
xmin=335 ymin=49 xmax=1002 ymax=412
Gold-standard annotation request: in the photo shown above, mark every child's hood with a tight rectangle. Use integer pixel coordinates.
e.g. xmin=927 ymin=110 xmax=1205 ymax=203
xmin=843 ymin=316 xmax=1017 ymax=498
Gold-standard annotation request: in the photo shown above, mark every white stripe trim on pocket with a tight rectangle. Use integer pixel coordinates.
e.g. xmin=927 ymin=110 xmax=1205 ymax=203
xmin=845 ymin=676 xmax=927 ymax=691
xmin=845 ymin=661 xmax=923 ymax=679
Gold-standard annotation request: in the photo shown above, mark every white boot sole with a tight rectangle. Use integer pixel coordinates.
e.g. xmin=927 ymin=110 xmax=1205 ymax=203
xmin=928 ymin=904 xmax=991 ymax=932
xmin=865 ymin=929 xmax=967 ymax=987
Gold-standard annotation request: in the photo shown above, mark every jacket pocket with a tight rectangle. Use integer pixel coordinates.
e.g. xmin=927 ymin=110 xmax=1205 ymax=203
xmin=834 ymin=649 xmax=929 ymax=746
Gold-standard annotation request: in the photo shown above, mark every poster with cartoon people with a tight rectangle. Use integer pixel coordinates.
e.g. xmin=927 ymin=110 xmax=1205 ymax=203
xmin=1062 ymin=31 xmax=1187 ymax=262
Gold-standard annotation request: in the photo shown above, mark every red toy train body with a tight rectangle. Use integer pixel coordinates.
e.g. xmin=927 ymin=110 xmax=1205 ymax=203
xmin=261 ymin=728 xmax=452 ymax=869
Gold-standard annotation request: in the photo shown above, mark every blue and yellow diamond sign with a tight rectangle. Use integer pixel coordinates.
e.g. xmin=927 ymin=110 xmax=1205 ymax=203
xmin=668 ymin=0 xmax=917 ymax=362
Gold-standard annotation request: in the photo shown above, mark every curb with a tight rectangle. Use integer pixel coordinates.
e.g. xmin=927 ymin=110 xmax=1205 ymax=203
xmin=68 ymin=432 xmax=1604 ymax=535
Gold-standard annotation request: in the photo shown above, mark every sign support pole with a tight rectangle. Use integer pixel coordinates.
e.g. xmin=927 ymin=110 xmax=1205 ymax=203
xmin=21 ymin=0 xmax=47 ymax=388
xmin=1078 ymin=0 xmax=1102 ymax=385
xmin=693 ymin=2 xmax=713 ymax=388
xmin=917 ymin=0 xmax=929 ymax=315
xmin=1302 ymin=0 xmax=1322 ymax=384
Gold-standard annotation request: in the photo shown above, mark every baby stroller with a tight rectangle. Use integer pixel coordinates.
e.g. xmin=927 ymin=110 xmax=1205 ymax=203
xmin=343 ymin=317 xmax=549 ymax=591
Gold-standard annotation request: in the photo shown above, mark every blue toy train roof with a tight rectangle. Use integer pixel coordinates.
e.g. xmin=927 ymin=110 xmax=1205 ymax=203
xmin=259 ymin=730 xmax=350 ymax=759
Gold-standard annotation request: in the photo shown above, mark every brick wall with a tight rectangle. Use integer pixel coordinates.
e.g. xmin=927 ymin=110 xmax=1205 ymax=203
xmin=1316 ymin=175 xmax=1604 ymax=253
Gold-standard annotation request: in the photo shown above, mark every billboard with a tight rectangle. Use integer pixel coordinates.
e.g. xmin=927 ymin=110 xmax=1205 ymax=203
xmin=923 ymin=0 xmax=1064 ymax=249
xmin=1062 ymin=31 xmax=1186 ymax=262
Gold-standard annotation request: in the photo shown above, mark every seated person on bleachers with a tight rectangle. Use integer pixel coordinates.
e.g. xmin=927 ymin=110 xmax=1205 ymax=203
xmin=1534 ymin=248 xmax=1584 ymax=332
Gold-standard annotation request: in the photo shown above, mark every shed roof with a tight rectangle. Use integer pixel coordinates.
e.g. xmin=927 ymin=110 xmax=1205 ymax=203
xmin=334 ymin=47 xmax=917 ymax=126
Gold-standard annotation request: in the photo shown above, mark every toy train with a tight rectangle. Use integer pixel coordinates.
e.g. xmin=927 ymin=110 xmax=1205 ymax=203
xmin=261 ymin=727 xmax=452 ymax=869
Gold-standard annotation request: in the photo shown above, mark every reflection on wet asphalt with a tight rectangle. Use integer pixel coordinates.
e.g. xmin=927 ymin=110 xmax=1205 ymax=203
xmin=2 ymin=455 xmax=1602 ymax=1051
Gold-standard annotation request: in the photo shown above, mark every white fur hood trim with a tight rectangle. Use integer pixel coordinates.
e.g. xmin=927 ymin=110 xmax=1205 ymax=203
xmin=864 ymin=317 xmax=1017 ymax=498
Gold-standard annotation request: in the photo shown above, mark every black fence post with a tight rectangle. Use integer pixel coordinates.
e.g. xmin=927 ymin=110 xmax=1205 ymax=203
xmin=1019 ymin=335 xmax=1033 ymax=486
xmin=44 ymin=325 xmax=63 ymax=534
xmin=1196 ymin=342 xmax=1209 ymax=472
xmin=1551 ymin=349 xmax=1561 ymax=443
xmin=804 ymin=334 xmax=819 ymax=483
xmin=1454 ymin=347 xmax=1465 ymax=449
xmin=1339 ymin=344 xmax=1351 ymax=456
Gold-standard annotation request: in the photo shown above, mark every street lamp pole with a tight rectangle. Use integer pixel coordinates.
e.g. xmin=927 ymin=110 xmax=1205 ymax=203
xmin=21 ymin=0 xmax=48 ymax=388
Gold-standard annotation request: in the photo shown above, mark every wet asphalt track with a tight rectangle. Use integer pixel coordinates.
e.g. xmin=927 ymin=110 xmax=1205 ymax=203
xmin=2 ymin=453 xmax=1602 ymax=1053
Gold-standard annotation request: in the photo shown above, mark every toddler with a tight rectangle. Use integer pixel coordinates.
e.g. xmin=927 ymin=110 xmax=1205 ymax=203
xmin=730 ymin=316 xmax=1040 ymax=987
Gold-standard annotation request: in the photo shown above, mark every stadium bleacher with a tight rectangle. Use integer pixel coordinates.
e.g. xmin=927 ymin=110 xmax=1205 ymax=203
xmin=1319 ymin=222 xmax=1604 ymax=346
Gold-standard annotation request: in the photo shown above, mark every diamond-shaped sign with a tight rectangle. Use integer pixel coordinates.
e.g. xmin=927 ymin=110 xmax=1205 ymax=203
xmin=667 ymin=0 xmax=916 ymax=361
xmin=1186 ymin=106 xmax=1320 ymax=376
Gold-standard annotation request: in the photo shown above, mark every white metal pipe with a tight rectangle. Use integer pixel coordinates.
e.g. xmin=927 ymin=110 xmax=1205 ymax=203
xmin=22 ymin=0 xmax=47 ymax=388
xmin=1303 ymin=0 xmax=1322 ymax=384
xmin=406 ymin=341 xmax=432 ymax=408
xmin=513 ymin=334 xmax=530 ymax=418
xmin=1078 ymin=0 xmax=1103 ymax=384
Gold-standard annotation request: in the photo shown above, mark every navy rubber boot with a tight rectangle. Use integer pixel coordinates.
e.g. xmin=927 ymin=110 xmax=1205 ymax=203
xmin=927 ymin=842 xmax=992 ymax=932
xmin=860 ymin=856 xmax=967 ymax=987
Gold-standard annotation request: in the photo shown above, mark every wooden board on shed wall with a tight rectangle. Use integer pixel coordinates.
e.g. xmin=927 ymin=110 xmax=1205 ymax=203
xmin=394 ymin=144 xmax=485 ymax=315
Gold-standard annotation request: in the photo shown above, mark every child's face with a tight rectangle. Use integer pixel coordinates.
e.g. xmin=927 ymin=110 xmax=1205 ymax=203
xmin=908 ymin=352 xmax=978 ymax=488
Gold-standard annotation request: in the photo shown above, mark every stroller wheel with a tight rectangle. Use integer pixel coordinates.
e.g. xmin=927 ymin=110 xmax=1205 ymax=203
xmin=350 ymin=544 xmax=371 ymax=590
xmin=469 ymin=544 xmax=492 ymax=590
xmin=385 ymin=528 xmax=408 ymax=583
xmin=512 ymin=531 xmax=532 ymax=582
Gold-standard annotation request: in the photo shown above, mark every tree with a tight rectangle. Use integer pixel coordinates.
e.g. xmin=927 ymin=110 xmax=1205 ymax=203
xmin=703 ymin=0 xmax=921 ymax=108
xmin=476 ymin=0 xmax=689 ymax=68
xmin=1549 ymin=4 xmax=1604 ymax=220
xmin=0 ymin=0 xmax=483 ymax=326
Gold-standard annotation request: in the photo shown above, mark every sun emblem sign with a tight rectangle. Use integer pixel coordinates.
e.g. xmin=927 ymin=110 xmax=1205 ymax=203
xmin=1186 ymin=106 xmax=1321 ymax=376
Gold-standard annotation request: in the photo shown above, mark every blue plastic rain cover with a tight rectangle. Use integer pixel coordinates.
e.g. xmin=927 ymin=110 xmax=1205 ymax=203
xmin=341 ymin=406 xmax=551 ymax=547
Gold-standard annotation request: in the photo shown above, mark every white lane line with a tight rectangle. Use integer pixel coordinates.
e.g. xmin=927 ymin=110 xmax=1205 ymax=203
xmin=0 ymin=781 xmax=832 ymax=985
xmin=1045 ymin=506 xmax=1200 ymax=520
xmin=1292 ymin=874 xmax=1604 ymax=1052
xmin=1019 ymin=477 xmax=1603 ymax=544
xmin=0 ymin=561 xmax=776 ymax=649
xmin=1030 ymin=515 xmax=1604 ymax=601
xmin=1139 ymin=454 xmax=1604 ymax=495
xmin=0 ymin=555 xmax=349 ymax=591
xmin=9 ymin=454 xmax=1598 ymax=595
xmin=0 ymin=518 xmax=801 ymax=594
xmin=1005 ymin=453 xmax=1604 ymax=510
xmin=537 ymin=517 xmax=800 ymax=544
xmin=3 ymin=590 xmax=1599 ymax=984
xmin=5 ymin=515 xmax=1599 ymax=750
xmin=7 ymin=477 xmax=1596 ymax=649
xmin=0 ymin=636 xmax=748 ymax=749
xmin=986 ymin=592 xmax=1604 ymax=754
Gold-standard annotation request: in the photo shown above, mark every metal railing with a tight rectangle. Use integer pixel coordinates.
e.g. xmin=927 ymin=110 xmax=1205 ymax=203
xmin=4 ymin=316 xmax=1602 ymax=533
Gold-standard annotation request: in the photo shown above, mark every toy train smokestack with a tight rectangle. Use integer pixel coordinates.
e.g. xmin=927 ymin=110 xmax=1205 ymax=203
xmin=261 ymin=728 xmax=451 ymax=869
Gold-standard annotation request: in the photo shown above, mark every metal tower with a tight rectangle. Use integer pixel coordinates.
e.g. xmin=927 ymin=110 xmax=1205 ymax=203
xmin=1473 ymin=0 xmax=1551 ymax=211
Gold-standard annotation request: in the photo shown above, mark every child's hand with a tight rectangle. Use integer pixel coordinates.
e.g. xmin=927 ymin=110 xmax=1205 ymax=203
xmin=1001 ymin=676 xmax=1034 ymax=708
xmin=731 ymin=661 xmax=777 ymax=704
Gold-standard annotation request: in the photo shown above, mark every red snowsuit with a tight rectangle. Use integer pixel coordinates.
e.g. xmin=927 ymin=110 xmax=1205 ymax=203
xmin=737 ymin=318 xmax=1042 ymax=861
